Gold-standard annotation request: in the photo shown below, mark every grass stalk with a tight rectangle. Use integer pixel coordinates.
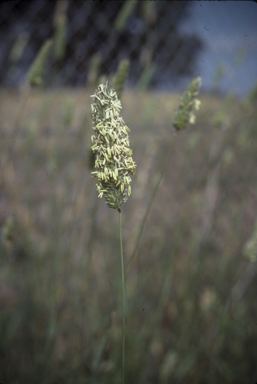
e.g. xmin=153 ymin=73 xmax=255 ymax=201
xmin=90 ymin=82 xmax=136 ymax=384
xmin=126 ymin=134 xmax=177 ymax=274
xmin=119 ymin=207 xmax=126 ymax=384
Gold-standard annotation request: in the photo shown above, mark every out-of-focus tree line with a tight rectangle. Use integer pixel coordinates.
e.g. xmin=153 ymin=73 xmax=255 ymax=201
xmin=0 ymin=0 xmax=203 ymax=88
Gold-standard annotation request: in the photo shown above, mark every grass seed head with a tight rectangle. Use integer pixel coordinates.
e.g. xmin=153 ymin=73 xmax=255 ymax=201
xmin=113 ymin=59 xmax=130 ymax=99
xmin=91 ymin=82 xmax=136 ymax=210
xmin=173 ymin=76 xmax=202 ymax=131
xmin=27 ymin=39 xmax=53 ymax=87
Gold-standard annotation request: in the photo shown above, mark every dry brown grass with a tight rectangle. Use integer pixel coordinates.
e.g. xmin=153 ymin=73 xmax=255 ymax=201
xmin=1 ymin=87 xmax=257 ymax=384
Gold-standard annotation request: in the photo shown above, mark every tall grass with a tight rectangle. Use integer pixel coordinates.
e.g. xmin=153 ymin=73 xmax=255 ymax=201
xmin=1 ymin=81 xmax=257 ymax=384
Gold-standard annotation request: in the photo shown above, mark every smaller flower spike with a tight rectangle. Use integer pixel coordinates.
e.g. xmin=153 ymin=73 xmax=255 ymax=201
xmin=91 ymin=82 xmax=136 ymax=210
xmin=173 ymin=77 xmax=201 ymax=131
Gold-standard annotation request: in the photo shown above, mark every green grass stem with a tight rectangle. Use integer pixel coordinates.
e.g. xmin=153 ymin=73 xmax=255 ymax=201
xmin=119 ymin=208 xmax=126 ymax=384
xmin=126 ymin=133 xmax=177 ymax=275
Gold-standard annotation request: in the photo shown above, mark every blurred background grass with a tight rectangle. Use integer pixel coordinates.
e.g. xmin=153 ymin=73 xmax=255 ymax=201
xmin=1 ymin=85 xmax=257 ymax=384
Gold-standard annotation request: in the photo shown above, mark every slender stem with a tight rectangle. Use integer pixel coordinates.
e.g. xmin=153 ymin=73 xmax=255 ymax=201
xmin=126 ymin=133 xmax=177 ymax=275
xmin=118 ymin=208 xmax=125 ymax=384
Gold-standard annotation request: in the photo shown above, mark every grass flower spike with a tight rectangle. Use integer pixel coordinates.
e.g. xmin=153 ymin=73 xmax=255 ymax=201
xmin=27 ymin=39 xmax=52 ymax=87
xmin=173 ymin=76 xmax=201 ymax=130
xmin=91 ymin=82 xmax=136 ymax=210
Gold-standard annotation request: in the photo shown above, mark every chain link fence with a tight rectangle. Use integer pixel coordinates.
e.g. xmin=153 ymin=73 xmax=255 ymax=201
xmin=0 ymin=0 xmax=202 ymax=89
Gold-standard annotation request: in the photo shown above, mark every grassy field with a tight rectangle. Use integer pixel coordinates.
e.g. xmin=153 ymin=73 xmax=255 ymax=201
xmin=0 ymin=86 xmax=257 ymax=384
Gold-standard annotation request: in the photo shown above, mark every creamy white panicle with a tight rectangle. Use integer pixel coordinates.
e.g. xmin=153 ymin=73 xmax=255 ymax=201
xmin=91 ymin=82 xmax=136 ymax=210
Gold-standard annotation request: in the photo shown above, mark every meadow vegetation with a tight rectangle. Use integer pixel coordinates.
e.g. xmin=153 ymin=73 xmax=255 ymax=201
xmin=0 ymin=84 xmax=257 ymax=384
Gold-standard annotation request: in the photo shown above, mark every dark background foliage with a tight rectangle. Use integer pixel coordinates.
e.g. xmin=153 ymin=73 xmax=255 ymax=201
xmin=0 ymin=0 xmax=202 ymax=87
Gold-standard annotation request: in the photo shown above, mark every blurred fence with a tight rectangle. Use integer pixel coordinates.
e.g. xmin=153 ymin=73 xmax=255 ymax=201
xmin=0 ymin=0 xmax=202 ymax=89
